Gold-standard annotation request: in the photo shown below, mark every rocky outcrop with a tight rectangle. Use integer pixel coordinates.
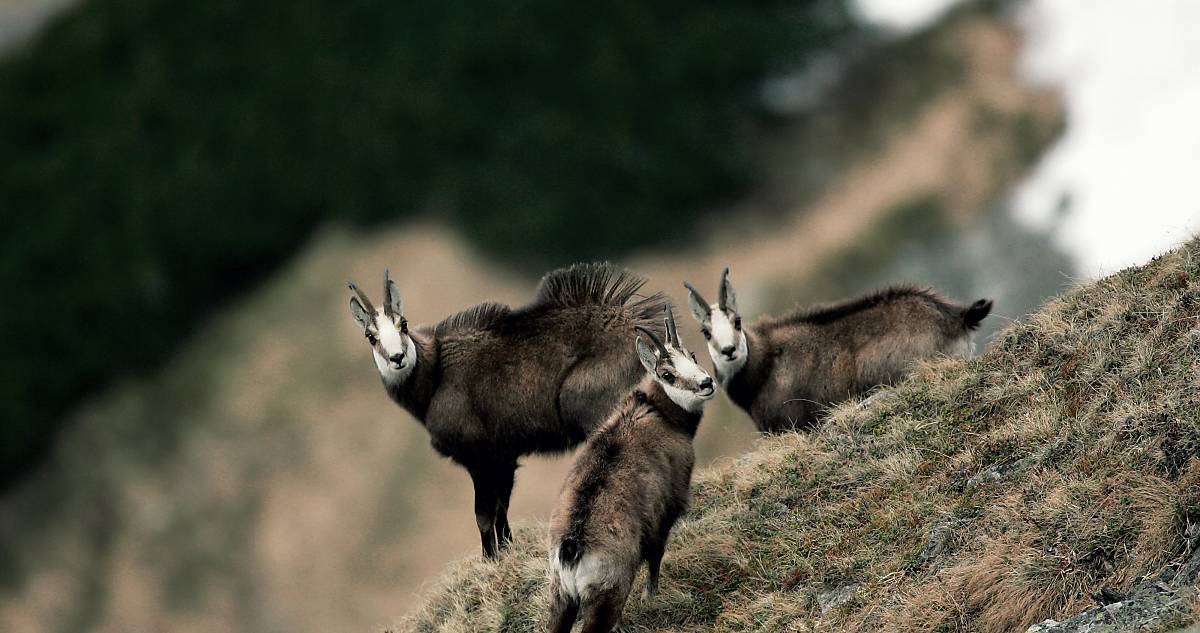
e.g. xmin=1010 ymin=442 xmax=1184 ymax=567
xmin=1026 ymin=549 xmax=1200 ymax=633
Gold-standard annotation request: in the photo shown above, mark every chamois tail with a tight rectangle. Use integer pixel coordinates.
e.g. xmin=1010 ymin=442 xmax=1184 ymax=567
xmin=961 ymin=299 xmax=993 ymax=331
xmin=558 ymin=536 xmax=584 ymax=567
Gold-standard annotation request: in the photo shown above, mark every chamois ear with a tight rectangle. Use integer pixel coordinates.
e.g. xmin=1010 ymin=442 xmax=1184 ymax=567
xmin=350 ymin=297 xmax=372 ymax=330
xmin=635 ymin=336 xmax=659 ymax=374
xmin=684 ymin=282 xmax=710 ymax=323
xmin=719 ymin=267 xmax=738 ymax=313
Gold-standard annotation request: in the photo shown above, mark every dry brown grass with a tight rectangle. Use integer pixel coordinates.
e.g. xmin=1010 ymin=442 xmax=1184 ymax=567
xmin=401 ymin=239 xmax=1200 ymax=632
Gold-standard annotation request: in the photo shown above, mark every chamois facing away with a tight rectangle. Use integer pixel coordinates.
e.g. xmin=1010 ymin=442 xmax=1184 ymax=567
xmin=549 ymin=307 xmax=715 ymax=633
xmin=347 ymin=263 xmax=667 ymax=558
xmin=684 ymin=268 xmax=992 ymax=433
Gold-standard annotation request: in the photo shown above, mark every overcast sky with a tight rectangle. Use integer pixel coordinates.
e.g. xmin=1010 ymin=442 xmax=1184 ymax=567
xmin=858 ymin=0 xmax=1200 ymax=276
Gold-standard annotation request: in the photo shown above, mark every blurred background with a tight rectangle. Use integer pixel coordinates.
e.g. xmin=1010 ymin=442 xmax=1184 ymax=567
xmin=0 ymin=0 xmax=1197 ymax=631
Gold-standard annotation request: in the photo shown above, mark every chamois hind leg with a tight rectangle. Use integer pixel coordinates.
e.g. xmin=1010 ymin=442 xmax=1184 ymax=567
xmin=641 ymin=538 xmax=665 ymax=600
xmin=549 ymin=589 xmax=579 ymax=633
xmin=494 ymin=461 xmax=517 ymax=548
xmin=579 ymin=584 xmax=632 ymax=633
xmin=468 ymin=465 xmax=501 ymax=559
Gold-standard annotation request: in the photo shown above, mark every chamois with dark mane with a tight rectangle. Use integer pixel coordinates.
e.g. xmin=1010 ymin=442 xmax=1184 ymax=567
xmin=347 ymin=263 xmax=667 ymax=558
xmin=548 ymin=307 xmax=714 ymax=633
xmin=684 ymin=268 xmax=992 ymax=433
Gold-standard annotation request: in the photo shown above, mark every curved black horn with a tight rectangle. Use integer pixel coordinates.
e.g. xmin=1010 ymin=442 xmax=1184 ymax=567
xmin=683 ymin=281 xmax=711 ymax=315
xmin=718 ymin=267 xmax=731 ymax=311
xmin=634 ymin=325 xmax=669 ymax=358
xmin=382 ymin=269 xmax=394 ymax=319
xmin=348 ymin=281 xmax=376 ymax=315
xmin=665 ymin=305 xmax=681 ymax=347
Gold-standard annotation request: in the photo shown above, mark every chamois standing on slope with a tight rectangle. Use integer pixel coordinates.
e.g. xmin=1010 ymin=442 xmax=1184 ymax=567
xmin=347 ymin=263 xmax=667 ymax=558
xmin=549 ymin=307 xmax=715 ymax=633
xmin=684 ymin=268 xmax=992 ymax=433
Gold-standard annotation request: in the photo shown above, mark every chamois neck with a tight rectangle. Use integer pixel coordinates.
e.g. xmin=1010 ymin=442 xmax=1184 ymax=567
xmin=724 ymin=327 xmax=772 ymax=412
xmin=384 ymin=329 xmax=439 ymax=423
xmin=635 ymin=378 xmax=704 ymax=437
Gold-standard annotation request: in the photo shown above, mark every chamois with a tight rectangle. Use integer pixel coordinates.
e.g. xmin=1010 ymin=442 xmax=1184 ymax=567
xmin=347 ymin=263 xmax=667 ymax=558
xmin=684 ymin=268 xmax=992 ymax=433
xmin=548 ymin=307 xmax=714 ymax=633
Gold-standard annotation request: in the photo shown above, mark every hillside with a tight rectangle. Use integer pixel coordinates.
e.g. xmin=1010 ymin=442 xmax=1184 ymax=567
xmin=402 ymin=238 xmax=1200 ymax=632
xmin=0 ymin=6 xmax=1072 ymax=632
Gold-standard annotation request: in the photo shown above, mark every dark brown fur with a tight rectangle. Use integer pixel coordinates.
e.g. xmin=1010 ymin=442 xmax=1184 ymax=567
xmin=726 ymin=286 xmax=990 ymax=432
xmin=378 ymin=263 xmax=667 ymax=558
xmin=548 ymin=377 xmax=700 ymax=633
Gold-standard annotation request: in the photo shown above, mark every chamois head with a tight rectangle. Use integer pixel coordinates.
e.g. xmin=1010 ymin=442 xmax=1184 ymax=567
xmin=684 ymin=267 xmax=747 ymax=380
xmin=635 ymin=306 xmax=715 ymax=412
xmin=348 ymin=270 xmax=417 ymax=382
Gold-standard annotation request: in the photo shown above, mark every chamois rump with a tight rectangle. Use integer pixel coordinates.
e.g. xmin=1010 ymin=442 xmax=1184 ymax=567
xmin=684 ymin=268 xmax=992 ymax=433
xmin=549 ymin=307 xmax=714 ymax=633
xmin=347 ymin=263 xmax=667 ymax=558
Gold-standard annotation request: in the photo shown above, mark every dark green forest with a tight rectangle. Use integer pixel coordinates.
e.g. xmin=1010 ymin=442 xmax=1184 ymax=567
xmin=0 ymin=0 xmax=859 ymax=485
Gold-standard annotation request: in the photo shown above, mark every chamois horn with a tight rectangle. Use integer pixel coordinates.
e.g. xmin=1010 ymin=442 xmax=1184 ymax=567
xmin=383 ymin=269 xmax=394 ymax=319
xmin=665 ymin=305 xmax=681 ymax=348
xmin=718 ymin=267 xmax=731 ymax=311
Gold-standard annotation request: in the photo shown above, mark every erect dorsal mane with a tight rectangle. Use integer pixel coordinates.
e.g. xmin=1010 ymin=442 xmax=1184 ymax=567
xmin=767 ymin=285 xmax=955 ymax=328
xmin=434 ymin=302 xmax=512 ymax=336
xmin=535 ymin=261 xmax=659 ymax=308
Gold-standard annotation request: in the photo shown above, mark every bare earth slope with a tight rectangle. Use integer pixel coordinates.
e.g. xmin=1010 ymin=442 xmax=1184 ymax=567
xmin=403 ymin=238 xmax=1200 ymax=632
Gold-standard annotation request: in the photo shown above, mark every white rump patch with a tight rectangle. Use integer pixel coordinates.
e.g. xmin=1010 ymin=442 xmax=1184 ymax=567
xmin=551 ymin=550 xmax=619 ymax=601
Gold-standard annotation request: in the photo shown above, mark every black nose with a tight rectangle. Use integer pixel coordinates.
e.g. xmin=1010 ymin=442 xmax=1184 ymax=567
xmin=720 ymin=345 xmax=736 ymax=357
xmin=390 ymin=352 xmax=405 ymax=364
xmin=700 ymin=377 xmax=713 ymax=390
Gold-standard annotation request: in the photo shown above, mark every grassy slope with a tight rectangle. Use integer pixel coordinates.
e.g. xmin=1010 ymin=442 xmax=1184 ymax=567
xmin=402 ymin=238 xmax=1200 ymax=632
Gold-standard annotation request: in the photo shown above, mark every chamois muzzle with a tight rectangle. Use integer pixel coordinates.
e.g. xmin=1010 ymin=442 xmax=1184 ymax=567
xmin=389 ymin=352 xmax=406 ymax=370
xmin=720 ymin=344 xmax=737 ymax=360
xmin=699 ymin=376 xmax=715 ymax=397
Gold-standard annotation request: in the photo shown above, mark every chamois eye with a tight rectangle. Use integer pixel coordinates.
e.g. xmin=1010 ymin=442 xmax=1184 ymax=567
xmin=661 ymin=371 xmax=675 ymax=384
xmin=691 ymin=352 xmax=697 ymax=361
xmin=400 ymin=318 xmax=409 ymax=333
xmin=366 ymin=332 xmax=377 ymax=345
xmin=701 ymin=328 xmax=711 ymax=340
xmin=734 ymin=316 xmax=742 ymax=330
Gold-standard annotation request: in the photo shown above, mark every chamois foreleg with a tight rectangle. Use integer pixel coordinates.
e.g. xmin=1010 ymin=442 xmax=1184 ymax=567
xmin=468 ymin=464 xmax=502 ymax=559
xmin=494 ymin=461 xmax=517 ymax=548
xmin=641 ymin=507 xmax=679 ymax=600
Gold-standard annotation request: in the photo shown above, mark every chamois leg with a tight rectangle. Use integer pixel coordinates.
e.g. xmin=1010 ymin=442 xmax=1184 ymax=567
xmin=494 ymin=462 xmax=517 ymax=549
xmin=579 ymin=584 xmax=631 ymax=633
xmin=468 ymin=466 xmax=500 ymax=559
xmin=548 ymin=590 xmax=579 ymax=633
xmin=641 ymin=538 xmax=665 ymax=600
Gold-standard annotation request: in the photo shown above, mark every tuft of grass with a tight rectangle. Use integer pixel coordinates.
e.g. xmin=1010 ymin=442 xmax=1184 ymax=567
xmin=401 ymin=237 xmax=1200 ymax=632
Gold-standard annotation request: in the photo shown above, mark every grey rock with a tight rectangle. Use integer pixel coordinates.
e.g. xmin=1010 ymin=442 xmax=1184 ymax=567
xmin=967 ymin=456 xmax=1036 ymax=489
xmin=918 ymin=525 xmax=950 ymax=566
xmin=818 ymin=583 xmax=859 ymax=616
